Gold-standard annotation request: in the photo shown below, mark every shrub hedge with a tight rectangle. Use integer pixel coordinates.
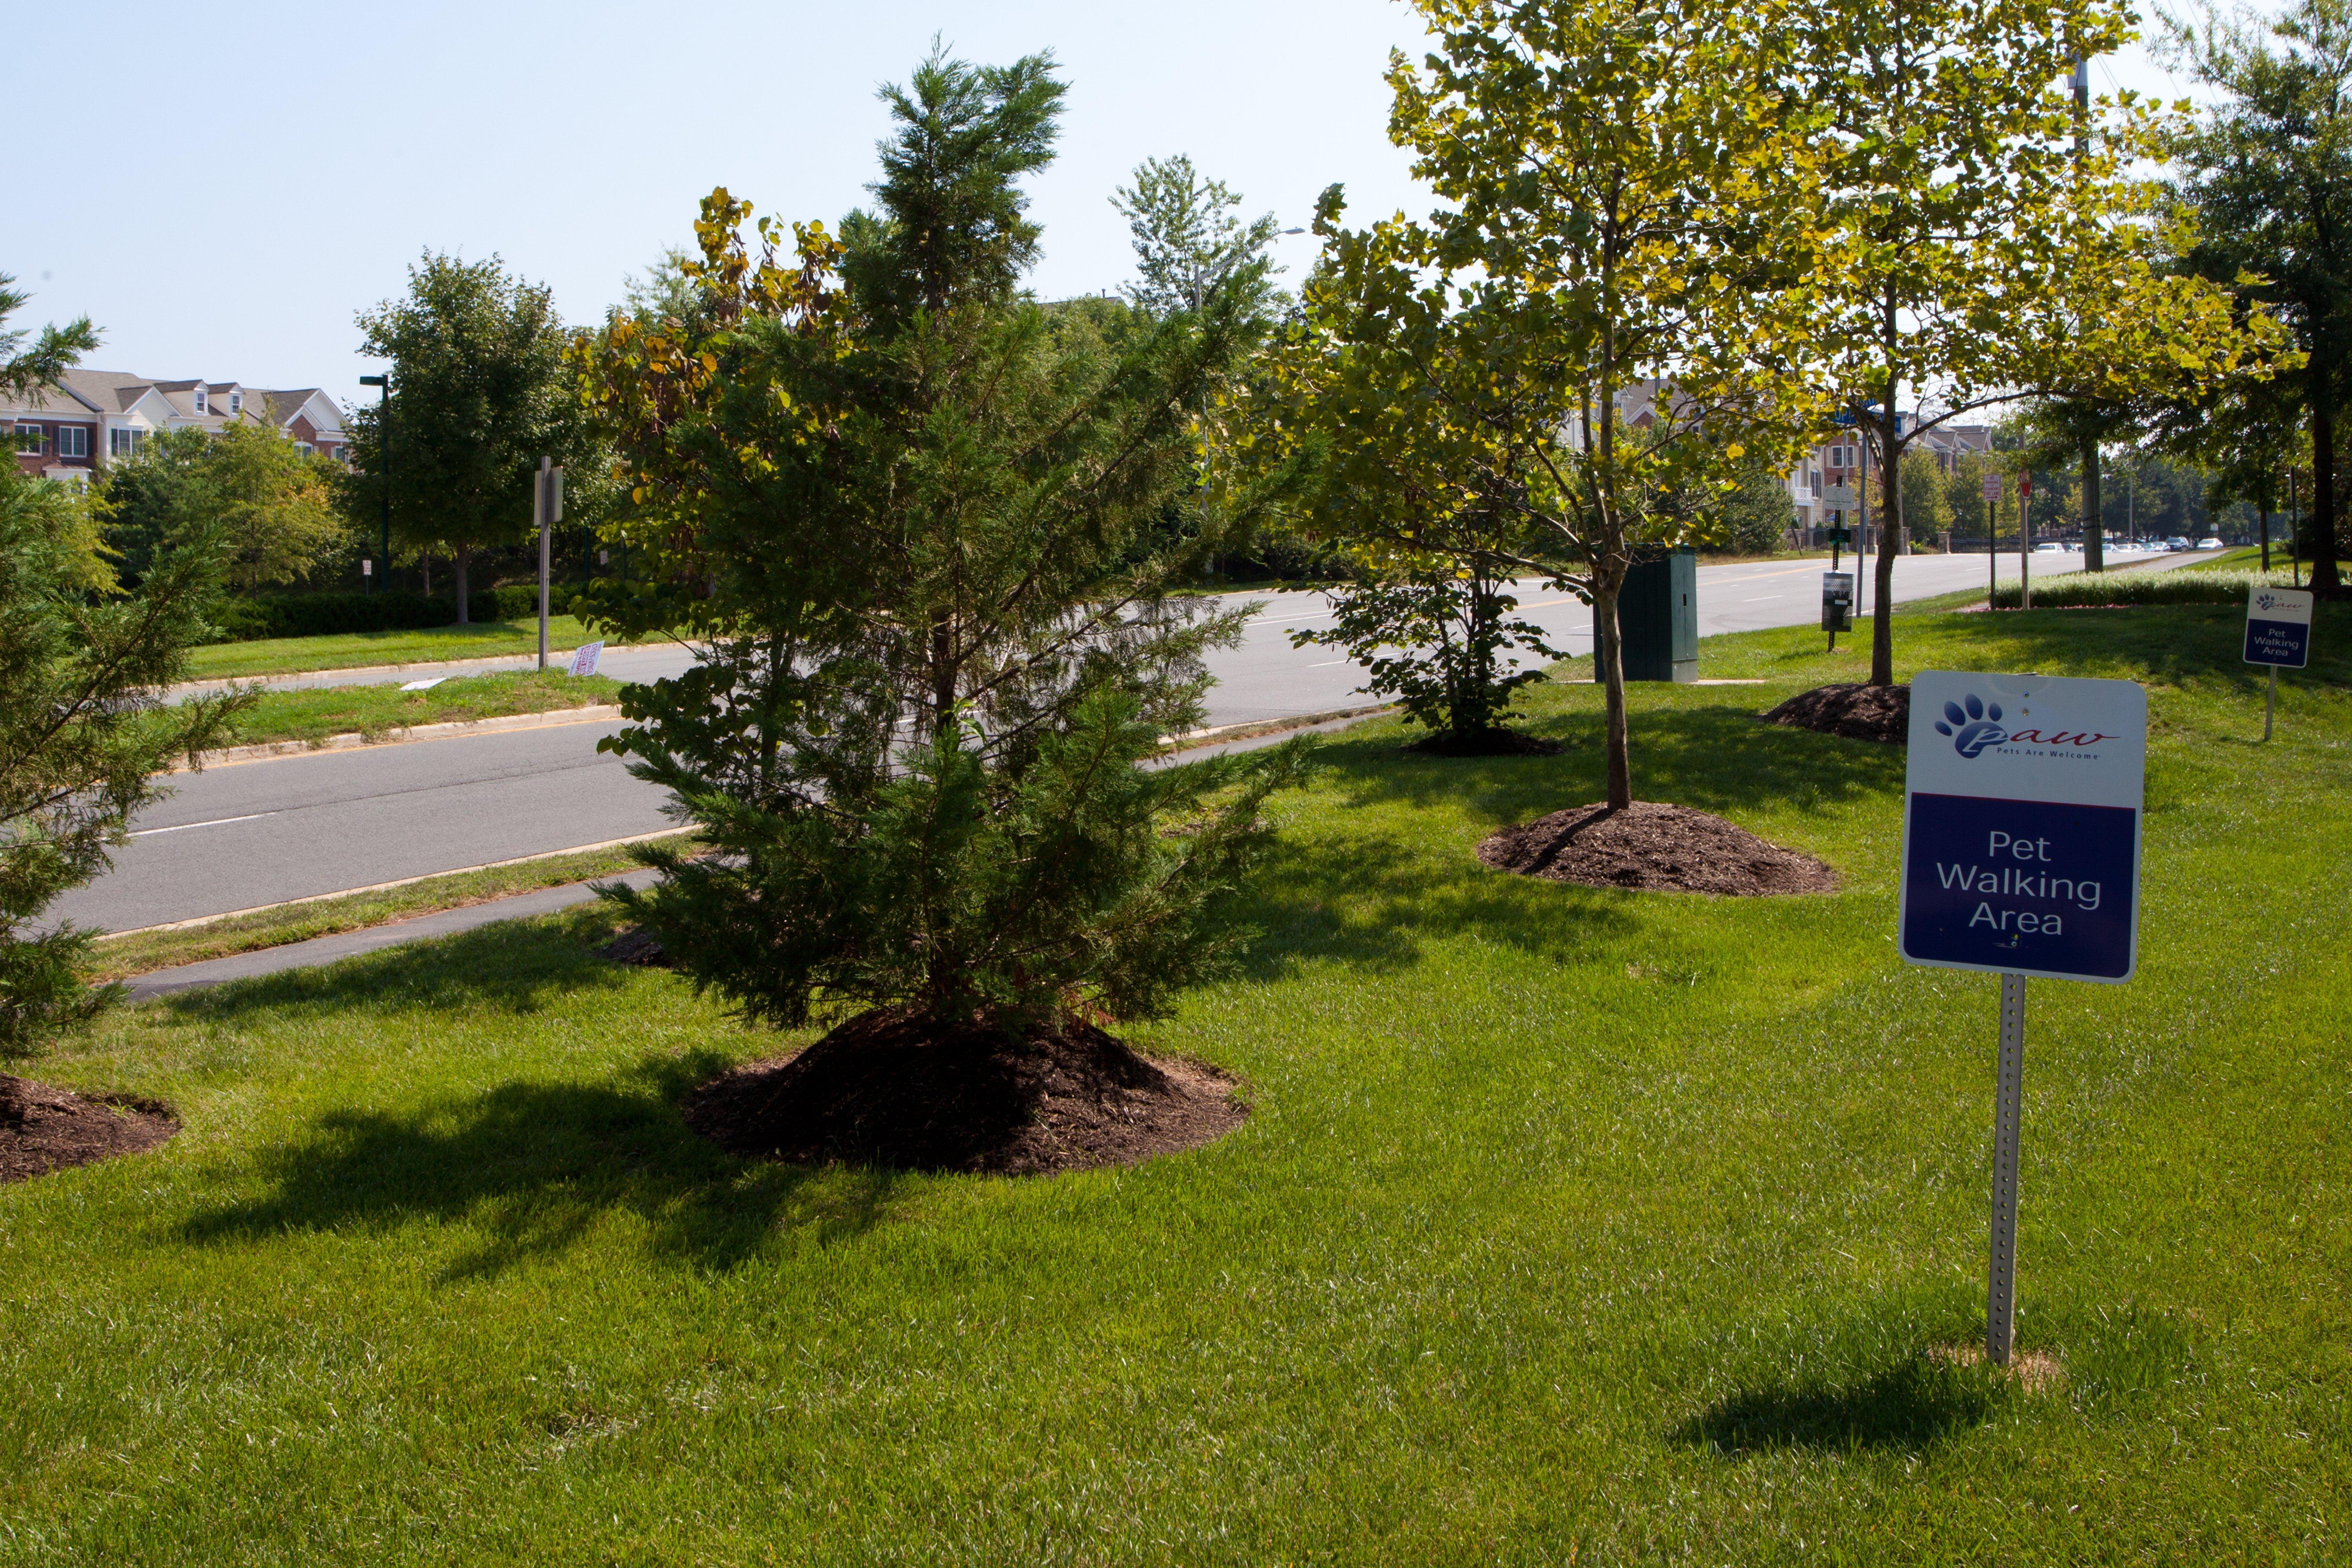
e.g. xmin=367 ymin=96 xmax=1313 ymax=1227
xmin=1986 ymin=569 xmax=2294 ymax=610
xmin=205 ymin=585 xmax=567 ymax=642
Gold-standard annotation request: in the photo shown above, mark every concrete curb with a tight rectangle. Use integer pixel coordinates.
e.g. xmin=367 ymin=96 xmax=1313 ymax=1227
xmin=181 ymin=705 xmax=625 ymax=771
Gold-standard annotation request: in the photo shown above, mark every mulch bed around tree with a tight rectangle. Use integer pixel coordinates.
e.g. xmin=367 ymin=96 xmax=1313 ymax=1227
xmin=597 ymin=927 xmax=672 ymax=967
xmin=1476 ymin=800 xmax=1838 ymax=896
xmin=1402 ymin=728 xmax=1565 ymax=758
xmin=685 ymin=1008 xmax=1245 ymax=1176
xmin=1 ymin=1074 xmax=178 ymax=1185
xmin=1759 ymin=682 xmax=1911 ymax=744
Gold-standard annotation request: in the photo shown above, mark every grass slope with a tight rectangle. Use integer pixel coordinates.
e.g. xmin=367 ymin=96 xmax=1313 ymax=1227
xmin=4 ymin=607 xmax=2347 ymax=1564
xmin=217 ymin=670 xmax=624 ymax=749
xmin=186 ymin=615 xmax=637 ymax=680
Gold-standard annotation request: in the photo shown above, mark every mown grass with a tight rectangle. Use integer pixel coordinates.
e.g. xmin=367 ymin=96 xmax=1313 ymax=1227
xmin=185 ymin=615 xmax=639 ymax=680
xmin=4 ymin=607 xmax=2347 ymax=1564
xmin=86 ymin=837 xmax=683 ymax=981
xmin=215 ymin=670 xmax=625 ymax=749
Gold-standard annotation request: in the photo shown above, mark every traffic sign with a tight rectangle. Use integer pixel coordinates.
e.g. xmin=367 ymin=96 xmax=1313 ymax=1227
xmin=1823 ymin=484 xmax=1855 ymax=508
xmin=1981 ymin=472 xmax=2002 ymax=503
xmin=567 ymin=641 xmax=606 ymax=678
xmin=1900 ymin=671 xmax=2146 ymax=984
xmin=2243 ymin=585 xmax=2314 ymax=669
xmin=2018 ymin=475 xmax=2033 ymax=497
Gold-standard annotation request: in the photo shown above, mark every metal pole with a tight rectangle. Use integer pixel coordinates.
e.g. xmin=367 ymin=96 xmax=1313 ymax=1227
xmin=2020 ymin=483 xmax=2033 ymax=611
xmin=536 ymin=456 xmax=552 ymax=671
xmin=1988 ymin=493 xmax=1997 ymax=603
xmin=2265 ymin=665 xmax=2278 ymax=743
xmin=1987 ymin=972 xmax=2028 ymax=1367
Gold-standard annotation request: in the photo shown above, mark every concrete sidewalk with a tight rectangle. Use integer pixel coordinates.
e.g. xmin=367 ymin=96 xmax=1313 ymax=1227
xmin=126 ymin=868 xmax=660 ymax=1001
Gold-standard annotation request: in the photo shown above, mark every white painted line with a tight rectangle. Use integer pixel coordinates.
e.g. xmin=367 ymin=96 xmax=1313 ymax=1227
xmin=131 ymin=811 xmax=279 ymax=838
xmin=1304 ymin=659 xmax=1350 ymax=668
xmin=398 ymin=677 xmax=448 ymax=691
xmin=1741 ymin=595 xmax=1784 ymax=601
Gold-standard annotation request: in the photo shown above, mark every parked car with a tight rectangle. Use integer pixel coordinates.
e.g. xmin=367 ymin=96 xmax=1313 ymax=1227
xmin=2034 ymin=540 xmax=2067 ymax=553
xmin=2198 ymin=536 xmax=2224 ymax=550
xmin=2166 ymin=537 xmax=2193 ymax=551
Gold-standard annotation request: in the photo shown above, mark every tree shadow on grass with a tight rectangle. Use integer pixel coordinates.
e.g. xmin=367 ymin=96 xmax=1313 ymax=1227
xmin=175 ymin=1047 xmax=911 ymax=1278
xmin=1307 ymin=701 xmax=1905 ymax=827
xmin=155 ymin=911 xmax=633 ymax=1025
xmin=1231 ymin=704 xmax=1897 ymax=983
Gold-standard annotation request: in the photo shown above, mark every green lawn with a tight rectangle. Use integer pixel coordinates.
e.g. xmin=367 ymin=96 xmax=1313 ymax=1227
xmin=186 ymin=616 xmax=640 ymax=680
xmin=217 ymin=670 xmax=625 ymax=749
xmin=5 ymin=607 xmax=2347 ymax=1563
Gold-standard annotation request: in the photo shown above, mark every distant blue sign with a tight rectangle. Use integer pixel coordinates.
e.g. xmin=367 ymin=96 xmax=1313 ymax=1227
xmin=2243 ymin=586 xmax=2314 ymax=670
xmin=1900 ymin=673 xmax=2147 ymax=985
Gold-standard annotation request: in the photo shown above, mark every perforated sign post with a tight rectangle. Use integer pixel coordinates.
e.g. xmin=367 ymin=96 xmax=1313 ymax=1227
xmin=2243 ymin=585 xmax=2314 ymax=742
xmin=1900 ymin=671 xmax=2147 ymax=1366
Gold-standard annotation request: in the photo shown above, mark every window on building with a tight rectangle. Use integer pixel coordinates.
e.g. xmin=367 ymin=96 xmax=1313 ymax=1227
xmin=193 ymin=388 xmax=208 ymax=414
xmin=110 ymin=427 xmax=143 ymax=457
xmin=14 ymin=423 xmax=42 ymax=454
xmin=228 ymin=392 xmax=241 ymax=416
xmin=56 ymin=426 xmax=88 ymax=458
xmin=294 ymin=442 xmax=313 ymax=458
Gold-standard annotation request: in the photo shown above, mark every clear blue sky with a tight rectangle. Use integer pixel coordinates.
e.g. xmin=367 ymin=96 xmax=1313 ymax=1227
xmin=8 ymin=1 xmax=2197 ymax=405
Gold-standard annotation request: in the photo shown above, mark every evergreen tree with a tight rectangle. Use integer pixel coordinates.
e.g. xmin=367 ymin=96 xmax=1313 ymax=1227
xmin=571 ymin=48 xmax=1305 ymax=1035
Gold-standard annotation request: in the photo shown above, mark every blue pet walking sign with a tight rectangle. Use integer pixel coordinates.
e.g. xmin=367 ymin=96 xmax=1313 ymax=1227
xmin=2243 ymin=585 xmax=2314 ymax=742
xmin=1900 ymin=671 xmax=2147 ymax=1367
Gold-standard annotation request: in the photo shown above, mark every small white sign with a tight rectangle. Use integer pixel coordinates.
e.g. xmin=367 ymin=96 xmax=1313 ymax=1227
xmin=398 ymin=677 xmax=447 ymax=692
xmin=1823 ymin=485 xmax=1855 ymax=508
xmin=1982 ymin=472 xmax=2002 ymax=503
xmin=566 ymin=641 xmax=605 ymax=678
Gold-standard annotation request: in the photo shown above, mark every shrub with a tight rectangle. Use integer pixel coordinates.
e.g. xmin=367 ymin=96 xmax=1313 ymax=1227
xmin=203 ymin=584 xmax=567 ymax=642
xmin=1988 ymin=569 xmax=2292 ymax=609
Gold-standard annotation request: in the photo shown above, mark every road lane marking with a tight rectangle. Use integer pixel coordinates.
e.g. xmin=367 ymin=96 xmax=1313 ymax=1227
xmin=1303 ymin=659 xmax=1351 ymax=668
xmin=131 ymin=812 xmax=280 ymax=838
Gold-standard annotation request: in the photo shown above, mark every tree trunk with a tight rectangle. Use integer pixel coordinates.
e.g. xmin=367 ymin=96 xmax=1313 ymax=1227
xmin=455 ymin=544 xmax=472 ymax=624
xmin=2082 ymin=431 xmax=2103 ymax=572
xmin=1594 ymin=571 xmax=1632 ymax=811
xmin=2315 ymin=402 xmax=2344 ymax=592
xmin=1869 ymin=408 xmax=1902 ymax=687
xmin=2259 ymin=504 xmax=2270 ymax=573
xmin=421 ymin=554 xmax=432 ymax=597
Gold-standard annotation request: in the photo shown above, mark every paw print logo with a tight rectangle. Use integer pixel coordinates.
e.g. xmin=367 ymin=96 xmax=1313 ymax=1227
xmin=1933 ymin=694 xmax=2006 ymax=758
xmin=2255 ymin=591 xmax=2279 ymax=612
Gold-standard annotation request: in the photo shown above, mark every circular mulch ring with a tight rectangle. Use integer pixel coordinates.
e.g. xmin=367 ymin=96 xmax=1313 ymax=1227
xmin=685 ymin=1007 xmax=1244 ymax=1176
xmin=1476 ymin=800 xmax=1838 ymax=896
xmin=1759 ymin=682 xmax=1910 ymax=744
xmin=2 ymin=1074 xmax=178 ymax=1185
xmin=1402 ymin=728 xmax=1565 ymax=758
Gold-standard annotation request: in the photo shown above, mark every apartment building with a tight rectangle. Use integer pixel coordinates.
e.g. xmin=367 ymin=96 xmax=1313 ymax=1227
xmin=1785 ymin=417 xmax=1992 ymax=545
xmin=6 ymin=370 xmax=347 ymax=483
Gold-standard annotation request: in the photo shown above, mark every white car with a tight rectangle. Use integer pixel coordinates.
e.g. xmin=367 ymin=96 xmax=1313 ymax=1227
xmin=2033 ymin=541 xmax=2066 ymax=553
xmin=2197 ymin=536 xmax=2224 ymax=550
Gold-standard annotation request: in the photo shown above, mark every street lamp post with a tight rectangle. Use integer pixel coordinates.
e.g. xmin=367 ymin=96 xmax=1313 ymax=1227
xmin=359 ymin=374 xmax=390 ymax=594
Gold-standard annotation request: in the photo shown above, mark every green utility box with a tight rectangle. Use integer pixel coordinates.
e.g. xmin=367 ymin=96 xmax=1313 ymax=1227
xmin=1619 ymin=548 xmax=1697 ymax=682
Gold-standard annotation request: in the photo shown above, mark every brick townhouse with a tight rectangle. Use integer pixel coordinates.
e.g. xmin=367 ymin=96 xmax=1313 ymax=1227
xmin=6 ymin=371 xmax=347 ymax=483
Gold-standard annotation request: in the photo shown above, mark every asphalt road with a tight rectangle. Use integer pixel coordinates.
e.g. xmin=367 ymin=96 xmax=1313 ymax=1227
xmin=76 ymin=548 xmax=2213 ymax=934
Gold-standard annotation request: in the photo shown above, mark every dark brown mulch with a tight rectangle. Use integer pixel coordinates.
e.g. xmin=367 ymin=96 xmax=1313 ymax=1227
xmin=1 ymin=1074 xmax=178 ymax=1185
xmin=1476 ymin=800 xmax=1838 ymax=897
xmin=685 ymin=1008 xmax=1244 ymax=1177
xmin=1759 ymin=682 xmax=1911 ymax=744
xmin=597 ymin=926 xmax=672 ymax=967
xmin=1402 ymin=728 xmax=1565 ymax=758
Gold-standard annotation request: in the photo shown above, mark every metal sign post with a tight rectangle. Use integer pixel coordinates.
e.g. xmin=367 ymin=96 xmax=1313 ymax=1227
xmin=2018 ymin=474 xmax=2034 ymax=610
xmin=1982 ymin=471 xmax=2002 ymax=602
xmin=2242 ymin=585 xmax=2314 ymax=742
xmin=534 ymin=457 xmax=564 ymax=671
xmin=1900 ymin=671 xmax=2147 ymax=1365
